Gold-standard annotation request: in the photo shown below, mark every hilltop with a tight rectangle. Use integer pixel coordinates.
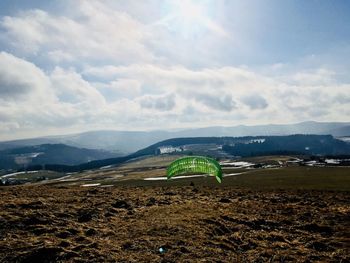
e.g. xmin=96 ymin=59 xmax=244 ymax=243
xmin=1 ymin=121 xmax=349 ymax=154
xmin=1 ymin=134 xmax=350 ymax=178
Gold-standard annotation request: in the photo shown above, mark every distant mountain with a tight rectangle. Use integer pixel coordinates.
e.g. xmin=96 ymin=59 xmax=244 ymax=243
xmin=222 ymin=135 xmax=350 ymax=157
xmin=0 ymin=144 xmax=119 ymax=170
xmin=327 ymin=125 xmax=350 ymax=137
xmin=16 ymin=134 xmax=350 ymax=174
xmin=173 ymin=121 xmax=350 ymax=138
xmin=0 ymin=131 xmax=170 ymax=154
xmin=0 ymin=121 xmax=349 ymax=154
xmin=134 ymin=134 xmax=350 ymax=157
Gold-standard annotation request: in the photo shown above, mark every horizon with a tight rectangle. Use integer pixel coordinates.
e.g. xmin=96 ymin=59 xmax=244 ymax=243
xmin=0 ymin=0 xmax=349 ymax=141
xmin=0 ymin=120 xmax=349 ymax=143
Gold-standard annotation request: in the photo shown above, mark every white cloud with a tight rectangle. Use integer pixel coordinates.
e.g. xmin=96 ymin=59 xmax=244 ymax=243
xmin=0 ymin=53 xmax=107 ymax=138
xmin=84 ymin=63 xmax=350 ymax=124
xmin=108 ymin=79 xmax=142 ymax=99
xmin=50 ymin=67 xmax=105 ymax=106
xmin=241 ymin=95 xmax=268 ymax=110
xmin=0 ymin=52 xmax=349 ymax=140
xmin=47 ymin=50 xmax=74 ymax=63
xmin=288 ymin=68 xmax=336 ymax=86
xmin=139 ymin=93 xmax=176 ymax=111
xmin=0 ymin=51 xmax=52 ymax=100
xmin=191 ymin=92 xmax=236 ymax=112
xmin=0 ymin=1 xmax=349 ymax=140
xmin=0 ymin=1 xmax=155 ymax=64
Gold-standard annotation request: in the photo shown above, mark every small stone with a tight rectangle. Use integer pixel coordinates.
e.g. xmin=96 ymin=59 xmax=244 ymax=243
xmin=112 ymin=200 xmax=131 ymax=209
xmin=85 ymin=228 xmax=97 ymax=236
xmin=219 ymin=198 xmax=231 ymax=203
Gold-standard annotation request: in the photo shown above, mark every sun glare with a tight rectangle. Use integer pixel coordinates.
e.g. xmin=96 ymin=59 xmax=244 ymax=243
xmin=165 ymin=0 xmax=209 ymax=36
xmin=177 ymin=0 xmax=204 ymax=22
xmin=160 ymin=0 xmax=227 ymax=37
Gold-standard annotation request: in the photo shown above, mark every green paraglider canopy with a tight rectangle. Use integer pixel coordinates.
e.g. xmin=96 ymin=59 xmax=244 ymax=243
xmin=167 ymin=156 xmax=223 ymax=183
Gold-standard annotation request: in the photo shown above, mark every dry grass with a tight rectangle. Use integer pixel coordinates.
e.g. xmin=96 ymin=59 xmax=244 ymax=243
xmin=0 ymin=184 xmax=349 ymax=262
xmin=121 ymin=155 xmax=183 ymax=169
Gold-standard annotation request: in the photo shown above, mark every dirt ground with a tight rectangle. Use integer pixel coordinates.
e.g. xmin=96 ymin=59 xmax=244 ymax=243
xmin=0 ymin=185 xmax=349 ymax=262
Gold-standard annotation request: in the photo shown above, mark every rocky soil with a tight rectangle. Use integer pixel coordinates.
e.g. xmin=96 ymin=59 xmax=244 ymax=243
xmin=0 ymin=185 xmax=349 ymax=262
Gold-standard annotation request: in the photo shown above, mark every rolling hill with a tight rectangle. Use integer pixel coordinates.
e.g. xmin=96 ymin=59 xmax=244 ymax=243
xmin=6 ymin=134 xmax=349 ymax=174
xmin=0 ymin=121 xmax=349 ymax=154
xmin=0 ymin=144 xmax=119 ymax=170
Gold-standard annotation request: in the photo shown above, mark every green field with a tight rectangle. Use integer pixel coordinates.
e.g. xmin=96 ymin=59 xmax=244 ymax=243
xmin=6 ymin=154 xmax=347 ymax=191
xmin=220 ymin=166 xmax=350 ymax=190
xmin=95 ymin=166 xmax=350 ymax=191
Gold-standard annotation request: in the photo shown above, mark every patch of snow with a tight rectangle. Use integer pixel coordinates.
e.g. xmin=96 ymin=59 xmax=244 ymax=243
xmin=58 ymin=178 xmax=93 ymax=182
xmin=30 ymin=152 xmax=43 ymax=158
xmin=158 ymin=146 xmax=183 ymax=154
xmin=145 ymin=172 xmax=244 ymax=181
xmin=145 ymin=174 xmax=211 ymax=181
xmin=55 ymin=174 xmax=73 ymax=181
xmin=250 ymin=139 xmax=265 ymax=143
xmin=325 ymin=159 xmax=340 ymax=164
xmin=337 ymin=137 xmax=350 ymax=142
xmin=99 ymin=165 xmax=113 ymax=170
xmin=144 ymin=177 xmax=168 ymax=181
xmin=58 ymin=178 xmax=78 ymax=182
xmin=220 ymin=161 xmax=254 ymax=167
xmin=223 ymin=173 xmax=243 ymax=177
xmin=305 ymin=161 xmax=324 ymax=167
xmin=0 ymin=171 xmax=39 ymax=178
xmin=262 ymin=165 xmax=280 ymax=169
xmin=287 ymin=158 xmax=302 ymax=163
xmin=81 ymin=183 xmax=101 ymax=187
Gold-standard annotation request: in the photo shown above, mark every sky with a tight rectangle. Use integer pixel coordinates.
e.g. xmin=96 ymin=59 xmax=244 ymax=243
xmin=0 ymin=0 xmax=349 ymax=140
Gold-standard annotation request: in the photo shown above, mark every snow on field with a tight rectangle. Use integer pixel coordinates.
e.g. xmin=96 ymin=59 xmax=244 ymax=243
xmin=81 ymin=183 xmax=101 ymax=187
xmin=144 ymin=173 xmax=243 ymax=181
xmin=144 ymin=174 xmax=205 ymax=181
xmin=99 ymin=165 xmax=114 ymax=170
xmin=55 ymin=174 xmax=73 ymax=181
xmin=224 ymin=173 xmax=244 ymax=177
xmin=325 ymin=159 xmax=340 ymax=164
xmin=220 ymin=161 xmax=254 ymax=167
xmin=0 ymin=171 xmax=39 ymax=178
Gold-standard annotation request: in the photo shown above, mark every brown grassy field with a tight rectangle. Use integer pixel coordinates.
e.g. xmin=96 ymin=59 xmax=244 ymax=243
xmin=0 ymin=180 xmax=349 ymax=262
xmin=1 ymin=156 xmax=349 ymax=262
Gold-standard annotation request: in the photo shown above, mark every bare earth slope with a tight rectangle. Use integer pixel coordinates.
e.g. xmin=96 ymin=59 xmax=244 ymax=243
xmin=0 ymin=185 xmax=349 ymax=262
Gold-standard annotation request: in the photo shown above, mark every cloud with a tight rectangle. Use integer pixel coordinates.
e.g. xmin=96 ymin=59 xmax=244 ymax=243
xmin=0 ymin=1 xmax=155 ymax=64
xmin=289 ymin=68 xmax=336 ymax=86
xmin=192 ymin=92 xmax=236 ymax=112
xmin=0 ymin=52 xmax=349 ymax=140
xmin=83 ymin=64 xmax=255 ymax=92
xmin=84 ymin=62 xmax=350 ymax=122
xmin=0 ymin=0 xmax=252 ymax=69
xmin=108 ymin=79 xmax=142 ymax=100
xmin=47 ymin=50 xmax=74 ymax=63
xmin=334 ymin=93 xmax=350 ymax=104
xmin=139 ymin=94 xmax=176 ymax=111
xmin=0 ymin=51 xmax=51 ymax=99
xmin=0 ymin=53 xmax=108 ymax=138
xmin=0 ymin=1 xmax=349 ymax=140
xmin=241 ymin=95 xmax=268 ymax=110
xmin=50 ymin=67 xmax=105 ymax=106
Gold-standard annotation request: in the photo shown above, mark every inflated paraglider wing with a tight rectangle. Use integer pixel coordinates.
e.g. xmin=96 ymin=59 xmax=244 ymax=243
xmin=166 ymin=156 xmax=222 ymax=183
